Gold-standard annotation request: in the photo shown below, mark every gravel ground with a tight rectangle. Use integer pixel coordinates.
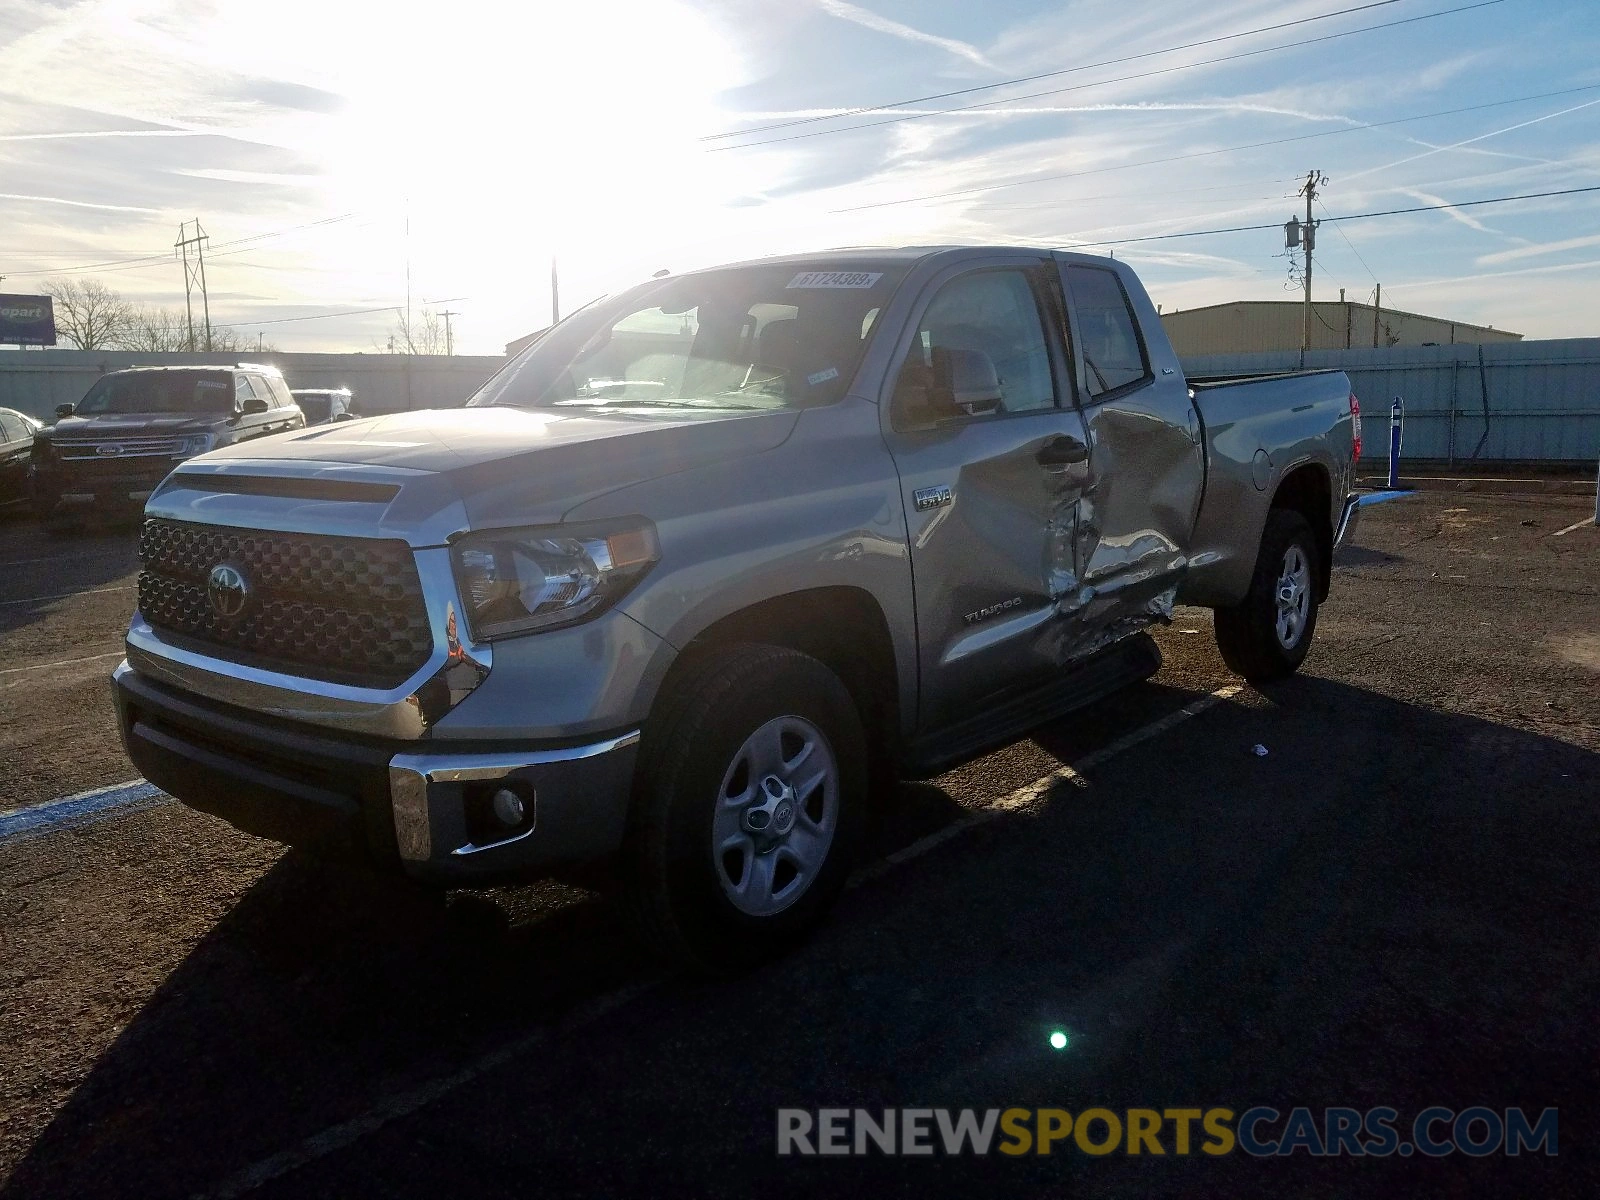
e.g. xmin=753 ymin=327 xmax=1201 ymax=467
xmin=0 ymin=492 xmax=1595 ymax=1198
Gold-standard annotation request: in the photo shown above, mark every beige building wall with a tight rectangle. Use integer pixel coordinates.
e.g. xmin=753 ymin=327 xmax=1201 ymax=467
xmin=1161 ymin=301 xmax=1521 ymax=358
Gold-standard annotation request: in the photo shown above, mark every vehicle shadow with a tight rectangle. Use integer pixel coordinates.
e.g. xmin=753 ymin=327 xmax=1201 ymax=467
xmin=4 ymin=676 xmax=1595 ymax=1199
xmin=1333 ymin=543 xmax=1404 ymax=568
xmin=0 ymin=511 xmax=141 ymax=641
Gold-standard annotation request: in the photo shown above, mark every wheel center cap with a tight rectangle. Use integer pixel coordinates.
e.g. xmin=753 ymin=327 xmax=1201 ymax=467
xmin=745 ymin=775 xmax=798 ymax=838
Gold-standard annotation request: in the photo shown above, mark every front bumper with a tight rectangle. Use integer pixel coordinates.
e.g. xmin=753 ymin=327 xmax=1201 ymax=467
xmin=34 ymin=463 xmax=173 ymax=510
xmin=113 ymin=661 xmax=640 ymax=883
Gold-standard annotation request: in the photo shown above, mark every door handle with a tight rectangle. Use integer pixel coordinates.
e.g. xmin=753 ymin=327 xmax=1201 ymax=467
xmin=1036 ymin=435 xmax=1088 ymax=466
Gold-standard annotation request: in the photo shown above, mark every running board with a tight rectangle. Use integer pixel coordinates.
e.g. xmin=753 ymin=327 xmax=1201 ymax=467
xmin=900 ymin=633 xmax=1163 ymax=779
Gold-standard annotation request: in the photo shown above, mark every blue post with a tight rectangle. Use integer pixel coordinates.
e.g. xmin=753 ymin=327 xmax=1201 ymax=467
xmin=1388 ymin=397 xmax=1403 ymax=490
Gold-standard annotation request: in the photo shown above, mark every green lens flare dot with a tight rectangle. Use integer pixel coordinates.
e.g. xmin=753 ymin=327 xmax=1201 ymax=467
xmin=1049 ymin=1031 xmax=1069 ymax=1050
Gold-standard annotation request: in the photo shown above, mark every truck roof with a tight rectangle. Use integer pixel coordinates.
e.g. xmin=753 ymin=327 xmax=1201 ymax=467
xmin=680 ymin=244 xmax=1101 ymax=277
xmin=102 ymin=363 xmax=283 ymax=376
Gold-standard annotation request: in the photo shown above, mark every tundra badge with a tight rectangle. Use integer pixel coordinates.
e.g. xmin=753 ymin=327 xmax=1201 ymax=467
xmin=913 ymin=484 xmax=952 ymax=511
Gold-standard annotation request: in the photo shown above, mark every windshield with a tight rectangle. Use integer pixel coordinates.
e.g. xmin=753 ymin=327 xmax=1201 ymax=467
xmin=468 ymin=261 xmax=907 ymax=413
xmin=295 ymin=395 xmax=333 ymax=423
xmin=76 ymin=372 xmax=235 ymax=416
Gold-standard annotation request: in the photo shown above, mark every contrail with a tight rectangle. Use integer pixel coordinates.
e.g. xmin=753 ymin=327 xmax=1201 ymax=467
xmin=0 ymin=129 xmax=212 ymax=143
xmin=0 ymin=191 xmax=161 ymax=213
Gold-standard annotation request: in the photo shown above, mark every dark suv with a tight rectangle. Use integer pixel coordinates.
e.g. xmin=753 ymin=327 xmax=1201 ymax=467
xmin=32 ymin=365 xmax=304 ymax=526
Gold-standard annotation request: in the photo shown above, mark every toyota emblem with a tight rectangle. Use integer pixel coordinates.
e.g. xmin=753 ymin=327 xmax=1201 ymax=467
xmin=206 ymin=563 xmax=251 ymax=620
xmin=97 ymin=444 xmax=124 ymax=457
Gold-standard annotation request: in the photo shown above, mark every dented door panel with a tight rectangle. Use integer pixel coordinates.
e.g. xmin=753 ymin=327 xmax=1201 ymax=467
xmin=1056 ymin=255 xmax=1205 ymax=640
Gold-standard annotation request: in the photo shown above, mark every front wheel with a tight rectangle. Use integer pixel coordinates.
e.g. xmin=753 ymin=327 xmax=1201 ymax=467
xmin=1213 ymin=509 xmax=1321 ymax=682
xmin=621 ymin=644 xmax=867 ymax=972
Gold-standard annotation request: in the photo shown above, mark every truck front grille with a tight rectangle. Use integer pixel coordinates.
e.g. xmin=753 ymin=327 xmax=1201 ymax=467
xmin=55 ymin=436 xmax=182 ymax=459
xmin=138 ymin=518 xmax=433 ymax=689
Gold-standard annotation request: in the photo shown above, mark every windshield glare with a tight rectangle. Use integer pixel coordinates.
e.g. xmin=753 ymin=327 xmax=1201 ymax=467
xmin=468 ymin=262 xmax=906 ymax=413
xmin=76 ymin=372 xmax=235 ymax=416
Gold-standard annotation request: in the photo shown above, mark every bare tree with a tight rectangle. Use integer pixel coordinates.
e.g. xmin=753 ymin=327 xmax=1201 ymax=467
xmin=113 ymin=306 xmax=275 ymax=354
xmin=43 ymin=278 xmax=133 ymax=349
xmin=115 ymin=304 xmax=191 ymax=352
xmin=385 ymin=307 xmax=448 ymax=355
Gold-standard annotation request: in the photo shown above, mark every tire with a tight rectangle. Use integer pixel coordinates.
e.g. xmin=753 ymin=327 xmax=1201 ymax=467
xmin=1213 ymin=509 xmax=1321 ymax=682
xmin=621 ymin=643 xmax=868 ymax=972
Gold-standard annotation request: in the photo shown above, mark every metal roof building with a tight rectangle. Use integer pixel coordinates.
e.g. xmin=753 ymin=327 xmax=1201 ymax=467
xmin=1161 ymin=299 xmax=1521 ymax=357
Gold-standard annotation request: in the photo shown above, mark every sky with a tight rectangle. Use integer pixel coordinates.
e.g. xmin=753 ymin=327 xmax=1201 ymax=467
xmin=1 ymin=0 xmax=1597 ymax=354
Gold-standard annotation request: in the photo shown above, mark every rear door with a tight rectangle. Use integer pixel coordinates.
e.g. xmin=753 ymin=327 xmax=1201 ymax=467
xmin=1056 ymin=256 xmax=1204 ymax=631
xmin=251 ymin=374 xmax=301 ymax=433
xmin=881 ymin=256 xmax=1095 ymax=732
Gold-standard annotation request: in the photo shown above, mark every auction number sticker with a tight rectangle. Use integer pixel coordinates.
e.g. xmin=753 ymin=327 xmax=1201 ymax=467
xmin=787 ymin=271 xmax=883 ymax=289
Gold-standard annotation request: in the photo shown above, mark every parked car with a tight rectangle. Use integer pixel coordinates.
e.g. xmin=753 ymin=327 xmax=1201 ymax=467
xmin=32 ymin=364 xmax=304 ymax=527
xmin=290 ymin=387 xmax=358 ymax=426
xmin=112 ymin=246 xmax=1361 ymax=969
xmin=0 ymin=407 xmax=44 ymax=509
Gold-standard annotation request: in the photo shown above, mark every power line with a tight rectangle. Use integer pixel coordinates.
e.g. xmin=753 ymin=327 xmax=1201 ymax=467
xmin=702 ymin=0 xmax=1411 ymax=143
xmin=1318 ymin=195 xmax=1382 ymax=288
xmin=1052 ymin=184 xmax=1600 ymax=250
xmin=7 ymin=213 xmax=359 ymax=278
xmin=711 ymin=0 xmax=1507 ymax=152
xmin=831 ymin=82 xmax=1600 ymax=213
xmin=209 ymin=304 xmax=399 ymax=329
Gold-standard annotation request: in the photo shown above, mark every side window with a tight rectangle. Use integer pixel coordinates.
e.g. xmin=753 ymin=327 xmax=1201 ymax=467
xmin=249 ymin=375 xmax=283 ymax=406
xmin=0 ymin=415 xmax=19 ymax=444
xmin=1066 ymin=266 xmax=1150 ymax=399
xmin=895 ymin=269 xmax=1056 ymax=425
xmin=234 ymin=375 xmax=260 ymax=404
xmin=262 ymin=376 xmax=294 ymax=408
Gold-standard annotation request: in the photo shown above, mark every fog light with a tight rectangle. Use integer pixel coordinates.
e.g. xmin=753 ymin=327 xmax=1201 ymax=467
xmin=492 ymin=787 xmax=526 ymax=827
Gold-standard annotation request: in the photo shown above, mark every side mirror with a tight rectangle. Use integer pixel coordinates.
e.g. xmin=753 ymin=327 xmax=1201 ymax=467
xmin=240 ymin=396 xmax=270 ymax=415
xmin=55 ymin=403 xmax=74 ymax=419
xmin=939 ymin=347 xmax=1003 ymax=415
xmin=895 ymin=346 xmax=1003 ymax=427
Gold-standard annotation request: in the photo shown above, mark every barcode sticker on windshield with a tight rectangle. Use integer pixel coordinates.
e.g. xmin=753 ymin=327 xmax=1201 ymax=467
xmin=195 ymin=381 xmax=228 ymax=389
xmin=787 ymin=271 xmax=883 ymax=289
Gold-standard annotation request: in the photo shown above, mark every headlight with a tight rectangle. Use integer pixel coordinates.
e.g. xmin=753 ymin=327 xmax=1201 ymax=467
xmin=451 ymin=520 xmax=659 ymax=639
xmin=173 ymin=433 xmax=215 ymax=459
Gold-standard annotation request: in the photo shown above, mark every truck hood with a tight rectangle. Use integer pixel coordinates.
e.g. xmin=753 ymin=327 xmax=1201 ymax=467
xmin=48 ymin=413 xmax=220 ymax=438
xmin=191 ymin=404 xmax=802 ymax=529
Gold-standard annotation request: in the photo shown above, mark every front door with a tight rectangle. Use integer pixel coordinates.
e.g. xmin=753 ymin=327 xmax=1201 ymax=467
xmin=882 ymin=260 xmax=1094 ymax=733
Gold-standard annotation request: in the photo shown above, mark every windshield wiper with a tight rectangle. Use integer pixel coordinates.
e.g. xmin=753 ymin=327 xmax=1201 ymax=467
xmin=555 ymin=398 xmax=770 ymax=411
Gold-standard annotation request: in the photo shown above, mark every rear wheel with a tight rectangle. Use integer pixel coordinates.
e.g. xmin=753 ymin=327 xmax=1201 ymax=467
xmin=621 ymin=644 xmax=866 ymax=971
xmin=1214 ymin=509 xmax=1320 ymax=682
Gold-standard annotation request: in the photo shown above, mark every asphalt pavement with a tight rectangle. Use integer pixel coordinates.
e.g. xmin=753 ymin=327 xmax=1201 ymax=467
xmin=0 ymin=492 xmax=1596 ymax=1198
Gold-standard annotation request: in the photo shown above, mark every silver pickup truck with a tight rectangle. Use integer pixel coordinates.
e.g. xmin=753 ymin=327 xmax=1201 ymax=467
xmin=112 ymin=246 xmax=1360 ymax=967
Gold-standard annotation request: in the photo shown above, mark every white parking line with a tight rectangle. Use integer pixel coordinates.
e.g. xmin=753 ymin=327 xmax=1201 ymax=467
xmin=0 ymin=778 xmax=167 ymax=843
xmin=0 ymin=649 xmax=124 ymax=676
xmin=198 ymin=680 xmax=1246 ymax=1198
xmin=1551 ymin=517 xmax=1593 ymax=537
xmin=0 ymin=584 xmax=136 ymax=607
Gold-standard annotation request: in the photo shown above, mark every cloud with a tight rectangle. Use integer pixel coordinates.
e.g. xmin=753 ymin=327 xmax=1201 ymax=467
xmin=813 ymin=0 xmax=997 ymax=72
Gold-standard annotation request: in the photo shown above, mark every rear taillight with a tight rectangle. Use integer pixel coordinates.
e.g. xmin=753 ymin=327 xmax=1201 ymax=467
xmin=1349 ymin=392 xmax=1362 ymax=460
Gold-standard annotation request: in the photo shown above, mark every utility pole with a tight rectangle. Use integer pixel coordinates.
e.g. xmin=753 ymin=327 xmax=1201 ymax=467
xmin=439 ymin=309 xmax=458 ymax=356
xmin=551 ymin=257 xmax=560 ymax=325
xmin=1296 ymin=170 xmax=1326 ymax=354
xmin=1372 ymin=282 xmax=1382 ymax=347
xmin=175 ymin=219 xmax=213 ymax=352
